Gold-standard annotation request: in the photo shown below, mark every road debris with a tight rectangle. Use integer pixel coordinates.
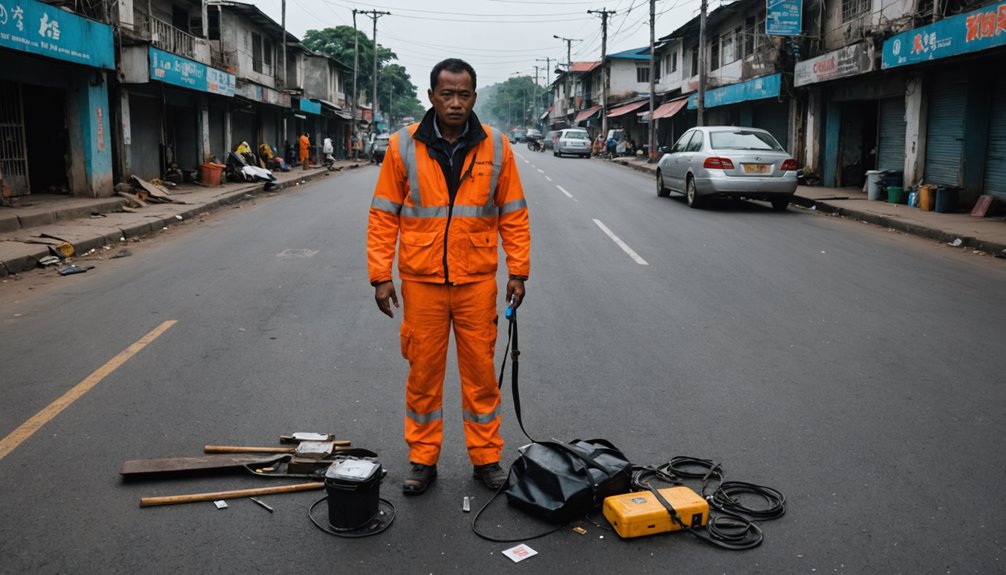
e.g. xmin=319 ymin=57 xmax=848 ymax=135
xmin=214 ymin=500 xmax=228 ymax=510
xmin=249 ymin=497 xmax=274 ymax=513
xmin=949 ymin=238 xmax=963 ymax=247
xmin=502 ymin=544 xmax=537 ymax=563
xmin=58 ymin=264 xmax=94 ymax=276
xmin=110 ymin=249 xmax=132 ymax=259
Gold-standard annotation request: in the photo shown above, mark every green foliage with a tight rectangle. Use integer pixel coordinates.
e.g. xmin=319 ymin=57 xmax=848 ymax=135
xmin=301 ymin=25 xmax=415 ymax=121
xmin=483 ymin=76 xmax=547 ymax=131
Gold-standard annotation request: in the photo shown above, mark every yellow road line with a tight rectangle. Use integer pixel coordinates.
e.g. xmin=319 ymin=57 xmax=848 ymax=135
xmin=0 ymin=320 xmax=177 ymax=462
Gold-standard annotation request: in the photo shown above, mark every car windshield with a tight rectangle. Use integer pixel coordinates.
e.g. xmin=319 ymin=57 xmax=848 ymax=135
xmin=564 ymin=130 xmax=589 ymax=140
xmin=710 ymin=130 xmax=783 ymax=151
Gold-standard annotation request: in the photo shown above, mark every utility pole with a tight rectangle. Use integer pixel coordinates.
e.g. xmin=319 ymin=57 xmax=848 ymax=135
xmin=697 ymin=0 xmax=707 ymax=127
xmin=352 ymin=9 xmax=360 ymax=156
xmin=553 ymin=35 xmax=581 ymax=124
xmin=535 ymin=57 xmax=553 ymax=127
xmin=280 ymin=0 xmax=287 ymax=145
xmin=588 ymin=7 xmax=616 ymax=139
xmin=533 ymin=65 xmax=541 ymax=129
xmin=648 ymin=0 xmax=656 ymax=160
xmin=360 ymin=10 xmax=390 ymax=137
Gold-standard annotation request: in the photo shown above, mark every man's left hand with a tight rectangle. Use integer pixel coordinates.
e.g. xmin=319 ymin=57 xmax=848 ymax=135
xmin=505 ymin=278 xmax=525 ymax=310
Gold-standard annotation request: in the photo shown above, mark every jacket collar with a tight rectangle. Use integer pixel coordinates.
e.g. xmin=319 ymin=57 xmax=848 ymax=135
xmin=414 ymin=107 xmax=487 ymax=148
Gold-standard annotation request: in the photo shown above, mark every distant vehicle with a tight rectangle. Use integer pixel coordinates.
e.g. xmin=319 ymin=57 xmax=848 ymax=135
xmin=543 ymin=130 xmax=560 ymax=151
xmin=367 ymin=133 xmax=390 ymax=163
xmin=510 ymin=129 xmax=527 ymax=143
xmin=655 ymin=126 xmax=798 ymax=210
xmin=554 ymin=128 xmax=591 ymax=158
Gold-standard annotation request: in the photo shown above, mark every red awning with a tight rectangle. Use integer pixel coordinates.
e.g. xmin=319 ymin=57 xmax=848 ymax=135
xmin=651 ymin=99 xmax=688 ymax=119
xmin=574 ymin=105 xmax=603 ymax=123
xmin=607 ymin=100 xmax=648 ymax=118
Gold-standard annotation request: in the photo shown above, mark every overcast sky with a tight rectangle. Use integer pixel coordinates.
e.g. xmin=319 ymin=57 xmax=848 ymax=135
xmin=248 ymin=0 xmax=711 ymax=103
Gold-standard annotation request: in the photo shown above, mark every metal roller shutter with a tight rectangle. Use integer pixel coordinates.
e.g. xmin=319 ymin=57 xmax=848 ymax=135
xmin=876 ymin=97 xmax=906 ymax=172
xmin=754 ymin=101 xmax=790 ymax=152
xmin=983 ymin=75 xmax=1006 ymax=200
xmin=924 ymin=69 xmax=967 ymax=186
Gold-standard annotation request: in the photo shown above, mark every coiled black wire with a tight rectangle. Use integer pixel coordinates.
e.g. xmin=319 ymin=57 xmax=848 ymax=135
xmin=711 ymin=481 xmax=786 ymax=521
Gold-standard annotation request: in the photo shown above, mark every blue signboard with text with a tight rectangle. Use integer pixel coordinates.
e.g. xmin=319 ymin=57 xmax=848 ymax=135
xmin=149 ymin=47 xmax=234 ymax=96
xmin=882 ymin=0 xmax=1006 ymax=68
xmin=0 ymin=0 xmax=113 ymax=69
xmin=766 ymin=0 xmax=802 ymax=36
xmin=688 ymin=73 xmax=782 ymax=110
xmin=299 ymin=99 xmax=322 ymax=115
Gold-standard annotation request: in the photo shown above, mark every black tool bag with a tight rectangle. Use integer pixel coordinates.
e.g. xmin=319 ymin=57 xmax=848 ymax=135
xmin=493 ymin=305 xmax=632 ymax=525
xmin=505 ymin=438 xmax=632 ymax=524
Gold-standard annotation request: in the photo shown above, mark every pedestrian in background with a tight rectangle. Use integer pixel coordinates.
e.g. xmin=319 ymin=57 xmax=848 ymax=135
xmin=367 ymin=58 xmax=531 ymax=496
xmin=299 ymin=132 xmax=311 ymax=169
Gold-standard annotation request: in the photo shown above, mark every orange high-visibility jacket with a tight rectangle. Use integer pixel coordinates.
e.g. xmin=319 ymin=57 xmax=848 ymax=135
xmin=367 ymin=123 xmax=530 ymax=286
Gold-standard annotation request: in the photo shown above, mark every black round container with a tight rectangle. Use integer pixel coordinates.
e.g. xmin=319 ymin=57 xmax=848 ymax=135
xmin=324 ymin=457 xmax=382 ymax=530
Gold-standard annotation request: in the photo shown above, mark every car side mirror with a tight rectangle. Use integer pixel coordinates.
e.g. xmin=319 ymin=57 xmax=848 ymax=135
xmin=658 ymin=145 xmax=671 ymax=154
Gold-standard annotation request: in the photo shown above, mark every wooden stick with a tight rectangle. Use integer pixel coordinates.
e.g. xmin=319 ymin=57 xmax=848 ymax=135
xmin=140 ymin=482 xmax=324 ymax=507
xmin=204 ymin=446 xmax=296 ymax=454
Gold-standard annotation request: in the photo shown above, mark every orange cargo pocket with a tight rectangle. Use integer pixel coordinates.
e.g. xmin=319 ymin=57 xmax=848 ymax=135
xmin=398 ymin=231 xmax=440 ymax=276
xmin=465 ymin=231 xmax=498 ymax=276
xmin=400 ymin=322 xmax=414 ymax=362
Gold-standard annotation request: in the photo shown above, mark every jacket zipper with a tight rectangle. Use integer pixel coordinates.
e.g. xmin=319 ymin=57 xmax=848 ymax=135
xmin=442 ymin=150 xmax=478 ymax=284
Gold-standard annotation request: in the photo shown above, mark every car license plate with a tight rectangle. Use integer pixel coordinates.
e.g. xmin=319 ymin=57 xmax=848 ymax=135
xmin=743 ymin=164 xmax=770 ymax=174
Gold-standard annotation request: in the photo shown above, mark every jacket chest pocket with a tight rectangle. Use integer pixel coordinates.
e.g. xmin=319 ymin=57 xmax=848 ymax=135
xmin=398 ymin=231 xmax=441 ymax=276
xmin=462 ymin=231 xmax=498 ymax=276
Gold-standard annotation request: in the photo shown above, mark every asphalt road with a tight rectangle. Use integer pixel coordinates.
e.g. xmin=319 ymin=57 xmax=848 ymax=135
xmin=1 ymin=148 xmax=1004 ymax=574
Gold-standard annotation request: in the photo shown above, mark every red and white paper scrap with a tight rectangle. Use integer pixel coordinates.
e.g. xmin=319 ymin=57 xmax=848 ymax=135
xmin=502 ymin=544 xmax=538 ymax=563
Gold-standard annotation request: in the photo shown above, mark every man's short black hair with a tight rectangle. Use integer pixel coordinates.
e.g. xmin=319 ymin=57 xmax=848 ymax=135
xmin=430 ymin=58 xmax=477 ymax=91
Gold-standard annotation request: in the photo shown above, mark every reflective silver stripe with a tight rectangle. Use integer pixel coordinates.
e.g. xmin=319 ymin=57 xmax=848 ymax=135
xmin=371 ymin=197 xmax=403 ymax=214
xmin=406 ymin=409 xmax=443 ymax=425
xmin=463 ymin=404 xmax=501 ymax=425
xmin=452 ymin=204 xmax=500 ymax=218
xmin=499 ymin=198 xmax=527 ymax=215
xmin=487 ymin=128 xmax=504 ymax=207
xmin=397 ymin=127 xmax=422 ymax=208
xmin=401 ymin=205 xmax=449 ymax=218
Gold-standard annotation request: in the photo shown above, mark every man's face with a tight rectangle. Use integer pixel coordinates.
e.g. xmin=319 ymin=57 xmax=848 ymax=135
xmin=428 ymin=69 xmax=476 ymax=131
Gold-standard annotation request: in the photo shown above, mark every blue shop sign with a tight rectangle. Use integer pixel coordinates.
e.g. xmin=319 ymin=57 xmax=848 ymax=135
xmin=0 ymin=0 xmax=113 ymax=69
xmin=766 ymin=0 xmax=802 ymax=36
xmin=149 ymin=47 xmax=234 ymax=96
xmin=688 ymin=73 xmax=782 ymax=110
xmin=299 ymin=98 xmax=322 ymax=115
xmin=883 ymin=0 xmax=1006 ymax=68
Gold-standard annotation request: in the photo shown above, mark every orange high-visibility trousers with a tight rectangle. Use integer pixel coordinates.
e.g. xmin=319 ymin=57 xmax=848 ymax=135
xmin=400 ymin=278 xmax=502 ymax=466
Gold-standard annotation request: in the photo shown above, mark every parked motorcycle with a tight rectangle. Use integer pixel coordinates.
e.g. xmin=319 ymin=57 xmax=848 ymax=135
xmin=527 ymin=135 xmax=543 ymax=152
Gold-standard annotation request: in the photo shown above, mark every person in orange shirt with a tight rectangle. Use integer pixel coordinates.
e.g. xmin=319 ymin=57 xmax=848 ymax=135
xmin=367 ymin=59 xmax=530 ymax=495
xmin=298 ymin=132 xmax=311 ymax=169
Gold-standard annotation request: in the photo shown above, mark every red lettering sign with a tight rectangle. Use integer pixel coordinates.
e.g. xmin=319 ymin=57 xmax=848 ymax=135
xmin=966 ymin=14 xmax=981 ymax=41
xmin=999 ymin=5 xmax=1006 ymax=35
xmin=966 ymin=5 xmax=1006 ymax=42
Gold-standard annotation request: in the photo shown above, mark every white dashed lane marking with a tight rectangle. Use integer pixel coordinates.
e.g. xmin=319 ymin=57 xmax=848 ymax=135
xmin=556 ymin=185 xmax=573 ymax=198
xmin=593 ymin=219 xmax=649 ymax=266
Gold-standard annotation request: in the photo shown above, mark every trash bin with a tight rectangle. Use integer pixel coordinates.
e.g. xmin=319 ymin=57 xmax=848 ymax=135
xmin=935 ymin=187 xmax=958 ymax=213
xmin=918 ymin=184 xmax=937 ymax=211
xmin=199 ymin=163 xmax=226 ymax=186
xmin=866 ymin=170 xmax=884 ymax=200
xmin=883 ymin=170 xmax=904 ymax=188
xmin=887 ymin=186 xmax=904 ymax=204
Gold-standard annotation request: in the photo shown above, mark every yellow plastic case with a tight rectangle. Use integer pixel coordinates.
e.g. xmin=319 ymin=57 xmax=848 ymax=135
xmin=602 ymin=486 xmax=709 ymax=539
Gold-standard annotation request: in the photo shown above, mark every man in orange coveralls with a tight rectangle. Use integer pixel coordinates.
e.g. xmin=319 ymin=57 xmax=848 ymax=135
xmin=298 ymin=132 xmax=311 ymax=169
xmin=367 ymin=59 xmax=530 ymax=495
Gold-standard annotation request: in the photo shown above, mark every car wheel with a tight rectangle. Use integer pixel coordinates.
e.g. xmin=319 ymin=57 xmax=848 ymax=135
xmin=656 ymin=170 xmax=670 ymax=198
xmin=685 ymin=176 xmax=702 ymax=208
xmin=771 ymin=196 xmax=791 ymax=211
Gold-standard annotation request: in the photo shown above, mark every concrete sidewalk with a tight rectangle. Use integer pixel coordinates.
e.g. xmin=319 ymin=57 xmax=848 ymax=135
xmin=0 ymin=160 xmax=367 ymax=277
xmin=610 ymin=156 xmax=1006 ymax=259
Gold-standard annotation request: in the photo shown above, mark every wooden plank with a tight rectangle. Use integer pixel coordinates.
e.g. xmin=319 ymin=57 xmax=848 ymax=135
xmin=120 ymin=453 xmax=288 ymax=476
xmin=131 ymin=176 xmax=173 ymax=200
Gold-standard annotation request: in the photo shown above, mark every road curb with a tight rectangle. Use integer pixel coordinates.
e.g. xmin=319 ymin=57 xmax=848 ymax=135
xmin=0 ymin=166 xmax=353 ymax=278
xmin=790 ymin=196 xmax=1006 ymax=256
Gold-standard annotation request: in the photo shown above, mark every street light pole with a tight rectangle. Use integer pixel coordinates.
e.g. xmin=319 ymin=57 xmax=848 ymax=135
xmin=648 ymin=0 xmax=656 ymax=160
xmin=352 ymin=9 xmax=360 ymax=155
xmin=553 ymin=35 xmax=581 ymax=124
xmin=360 ymin=10 xmax=391 ymax=137
xmin=698 ymin=0 xmax=707 ymax=127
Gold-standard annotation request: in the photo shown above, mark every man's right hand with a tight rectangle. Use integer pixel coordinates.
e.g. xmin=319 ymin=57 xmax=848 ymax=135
xmin=374 ymin=281 xmax=399 ymax=318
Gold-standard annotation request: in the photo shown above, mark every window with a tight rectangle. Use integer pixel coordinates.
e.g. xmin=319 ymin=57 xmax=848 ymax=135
xmin=691 ymin=47 xmax=699 ymax=75
xmin=745 ymin=16 xmax=755 ymax=55
xmin=670 ymin=50 xmax=677 ymax=73
xmin=263 ymin=38 xmax=273 ymax=67
xmin=721 ymin=32 xmax=734 ymax=66
xmin=637 ymin=66 xmax=649 ymax=83
xmin=710 ymin=38 xmax=720 ymax=70
xmin=207 ymin=9 xmax=219 ymax=40
xmin=842 ymin=0 xmax=870 ymax=23
xmin=252 ymin=32 xmax=263 ymax=73
xmin=671 ymin=130 xmax=693 ymax=153
xmin=710 ymin=129 xmax=783 ymax=151
xmin=685 ymin=130 xmax=704 ymax=152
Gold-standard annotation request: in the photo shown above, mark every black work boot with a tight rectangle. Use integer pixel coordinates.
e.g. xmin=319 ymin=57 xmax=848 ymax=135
xmin=473 ymin=462 xmax=507 ymax=490
xmin=403 ymin=462 xmax=437 ymax=495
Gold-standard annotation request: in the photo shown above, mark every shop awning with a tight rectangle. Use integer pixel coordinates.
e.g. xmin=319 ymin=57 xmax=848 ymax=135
xmin=574 ymin=105 xmax=603 ymax=123
xmin=607 ymin=100 xmax=648 ymax=118
xmin=641 ymin=99 xmax=688 ymax=120
xmin=539 ymin=107 xmax=552 ymax=120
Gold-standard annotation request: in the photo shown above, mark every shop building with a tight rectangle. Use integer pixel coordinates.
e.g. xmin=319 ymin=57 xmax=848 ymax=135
xmin=0 ymin=0 xmax=114 ymax=198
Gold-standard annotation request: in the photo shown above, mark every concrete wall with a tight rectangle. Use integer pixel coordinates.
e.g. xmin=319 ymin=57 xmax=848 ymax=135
xmin=220 ymin=11 xmax=276 ymax=87
xmin=608 ymin=59 xmax=648 ymax=101
xmin=822 ymin=0 xmax=914 ymax=50
xmin=303 ymin=56 xmax=329 ymax=100
xmin=656 ymin=39 xmax=684 ymax=93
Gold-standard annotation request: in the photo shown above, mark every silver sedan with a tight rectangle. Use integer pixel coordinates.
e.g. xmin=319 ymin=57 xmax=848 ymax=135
xmin=656 ymin=126 xmax=798 ymax=210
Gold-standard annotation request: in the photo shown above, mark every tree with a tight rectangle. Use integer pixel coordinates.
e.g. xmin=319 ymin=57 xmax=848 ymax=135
xmin=301 ymin=26 xmax=403 ymax=109
xmin=379 ymin=64 xmax=425 ymax=126
xmin=484 ymin=76 xmax=546 ymax=131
